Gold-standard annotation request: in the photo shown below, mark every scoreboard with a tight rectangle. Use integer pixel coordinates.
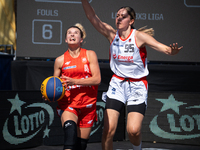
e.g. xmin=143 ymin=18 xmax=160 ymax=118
xmin=17 ymin=0 xmax=200 ymax=62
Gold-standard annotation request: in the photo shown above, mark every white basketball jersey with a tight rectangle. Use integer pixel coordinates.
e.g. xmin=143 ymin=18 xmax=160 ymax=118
xmin=109 ymin=29 xmax=149 ymax=79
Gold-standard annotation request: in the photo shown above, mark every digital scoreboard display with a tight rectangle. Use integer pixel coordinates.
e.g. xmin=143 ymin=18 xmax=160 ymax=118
xmin=17 ymin=0 xmax=200 ymax=62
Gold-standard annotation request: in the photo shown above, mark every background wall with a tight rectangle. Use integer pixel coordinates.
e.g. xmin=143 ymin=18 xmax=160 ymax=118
xmin=11 ymin=61 xmax=200 ymax=92
xmin=0 ymin=54 xmax=14 ymax=90
xmin=16 ymin=0 xmax=200 ymax=62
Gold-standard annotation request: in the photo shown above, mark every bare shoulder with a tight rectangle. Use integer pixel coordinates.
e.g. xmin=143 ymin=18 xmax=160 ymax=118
xmin=86 ymin=50 xmax=98 ymax=62
xmin=135 ymin=30 xmax=155 ymax=47
xmin=86 ymin=50 xmax=97 ymax=57
xmin=135 ymin=30 xmax=148 ymax=39
xmin=55 ymin=54 xmax=64 ymax=67
xmin=102 ymin=22 xmax=117 ymax=42
xmin=56 ymin=54 xmax=64 ymax=61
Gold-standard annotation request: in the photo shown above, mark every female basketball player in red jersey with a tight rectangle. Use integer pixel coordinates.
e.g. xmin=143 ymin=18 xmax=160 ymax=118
xmin=54 ymin=23 xmax=101 ymax=150
xmin=81 ymin=1 xmax=183 ymax=150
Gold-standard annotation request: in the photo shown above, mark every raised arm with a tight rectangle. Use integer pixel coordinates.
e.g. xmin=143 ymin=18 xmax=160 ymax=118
xmin=81 ymin=0 xmax=115 ymax=42
xmin=136 ymin=31 xmax=183 ymax=55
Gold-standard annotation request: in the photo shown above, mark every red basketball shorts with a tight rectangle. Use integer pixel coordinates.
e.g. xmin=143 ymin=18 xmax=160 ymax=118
xmin=57 ymin=103 xmax=97 ymax=128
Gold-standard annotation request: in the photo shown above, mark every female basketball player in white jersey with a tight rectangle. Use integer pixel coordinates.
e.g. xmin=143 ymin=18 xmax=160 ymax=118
xmin=54 ymin=23 xmax=101 ymax=150
xmin=81 ymin=1 xmax=183 ymax=150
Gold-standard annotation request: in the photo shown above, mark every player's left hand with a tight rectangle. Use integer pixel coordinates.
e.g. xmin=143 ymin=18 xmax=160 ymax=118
xmin=170 ymin=43 xmax=183 ymax=55
xmin=60 ymin=75 xmax=75 ymax=88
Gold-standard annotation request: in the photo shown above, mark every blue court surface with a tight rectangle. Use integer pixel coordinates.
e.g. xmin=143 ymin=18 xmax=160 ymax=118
xmin=21 ymin=141 xmax=200 ymax=150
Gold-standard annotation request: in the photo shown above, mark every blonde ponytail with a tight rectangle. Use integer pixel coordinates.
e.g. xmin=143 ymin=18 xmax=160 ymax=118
xmin=138 ymin=26 xmax=154 ymax=37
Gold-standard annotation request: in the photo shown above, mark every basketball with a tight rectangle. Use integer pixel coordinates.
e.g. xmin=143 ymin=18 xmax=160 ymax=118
xmin=41 ymin=76 xmax=65 ymax=102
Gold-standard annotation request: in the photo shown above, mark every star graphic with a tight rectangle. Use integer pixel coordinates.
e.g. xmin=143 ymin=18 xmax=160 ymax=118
xmin=43 ymin=126 xmax=51 ymax=138
xmin=156 ymin=94 xmax=187 ymax=114
xmin=7 ymin=93 xmax=26 ymax=115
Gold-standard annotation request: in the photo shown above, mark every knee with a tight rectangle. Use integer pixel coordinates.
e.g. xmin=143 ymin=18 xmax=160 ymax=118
xmin=103 ymin=125 xmax=116 ymax=138
xmin=63 ymin=120 xmax=77 ymax=150
xmin=127 ymin=125 xmax=141 ymax=137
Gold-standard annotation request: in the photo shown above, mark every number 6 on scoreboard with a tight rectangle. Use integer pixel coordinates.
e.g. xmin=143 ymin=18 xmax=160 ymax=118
xmin=42 ymin=24 xmax=53 ymax=40
xmin=32 ymin=19 xmax=62 ymax=45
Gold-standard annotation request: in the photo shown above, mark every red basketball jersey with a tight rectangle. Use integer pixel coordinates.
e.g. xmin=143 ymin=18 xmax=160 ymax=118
xmin=58 ymin=48 xmax=98 ymax=109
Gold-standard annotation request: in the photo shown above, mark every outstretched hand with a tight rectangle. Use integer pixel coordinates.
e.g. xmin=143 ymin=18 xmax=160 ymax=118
xmin=170 ymin=43 xmax=183 ymax=55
